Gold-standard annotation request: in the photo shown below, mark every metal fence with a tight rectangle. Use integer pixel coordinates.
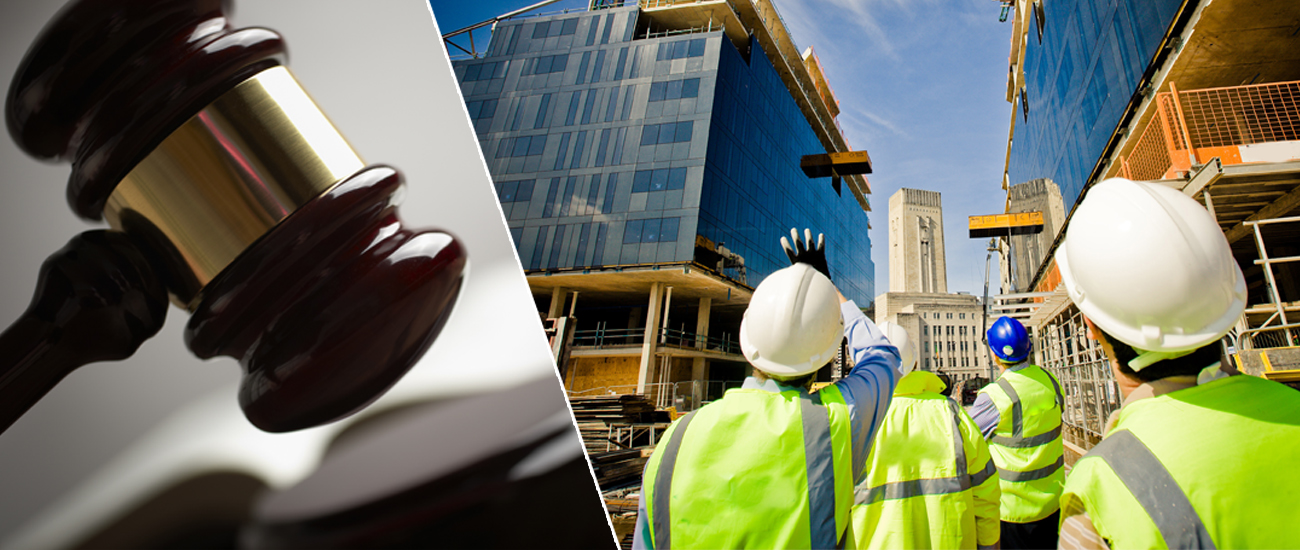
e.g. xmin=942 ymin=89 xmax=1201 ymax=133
xmin=566 ymin=379 xmax=745 ymax=412
xmin=571 ymin=325 xmax=740 ymax=354
xmin=1035 ymin=304 xmax=1120 ymax=451
xmin=1118 ymin=80 xmax=1300 ymax=181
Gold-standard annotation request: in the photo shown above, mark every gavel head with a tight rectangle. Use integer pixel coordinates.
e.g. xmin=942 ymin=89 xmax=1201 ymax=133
xmin=6 ymin=0 xmax=468 ymax=432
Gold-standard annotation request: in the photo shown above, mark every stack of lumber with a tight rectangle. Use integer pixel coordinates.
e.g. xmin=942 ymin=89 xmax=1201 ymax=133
xmin=568 ymin=394 xmax=664 ymax=423
xmin=569 ymin=395 xmax=671 ymax=489
xmin=588 ymin=449 xmax=649 ymax=490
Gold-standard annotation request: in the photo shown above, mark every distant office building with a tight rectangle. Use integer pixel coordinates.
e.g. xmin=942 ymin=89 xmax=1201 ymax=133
xmin=451 ymin=1 xmax=874 ymax=407
xmin=877 ymin=188 xmax=988 ymax=386
xmin=888 ymin=188 xmax=947 ymax=294
xmin=999 ymin=0 xmax=1300 ymax=451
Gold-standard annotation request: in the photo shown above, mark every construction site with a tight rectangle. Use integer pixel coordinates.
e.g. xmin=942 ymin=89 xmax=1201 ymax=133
xmin=444 ymin=0 xmax=1300 ymax=545
xmin=993 ymin=0 xmax=1300 ymax=461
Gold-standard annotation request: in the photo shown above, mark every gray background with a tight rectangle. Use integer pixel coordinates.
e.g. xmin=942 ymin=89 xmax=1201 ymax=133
xmin=0 ymin=0 xmax=559 ymax=541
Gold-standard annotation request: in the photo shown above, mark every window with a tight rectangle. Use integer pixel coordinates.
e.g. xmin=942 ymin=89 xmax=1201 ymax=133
xmin=465 ymin=99 xmax=498 ymax=120
xmin=922 ymin=326 xmax=929 ymax=336
xmin=461 ymin=60 xmax=508 ymax=82
xmin=947 ymin=313 xmax=953 ymax=319
xmin=496 ymin=135 xmax=547 ymax=158
xmin=495 ymin=179 xmax=535 ymax=203
xmin=959 ymin=313 xmax=965 ymax=320
xmin=525 ymin=54 xmax=569 ymax=75
xmin=622 ymin=217 xmax=681 ymax=243
xmin=656 ymin=38 xmax=706 ymax=61
xmin=959 ymin=326 xmax=967 ymax=336
xmin=534 ymin=94 xmax=552 ymax=129
xmin=631 ymin=167 xmax=687 ymax=192
xmin=639 ymin=122 xmax=693 ymax=145
xmin=648 ymin=78 xmax=701 ymax=102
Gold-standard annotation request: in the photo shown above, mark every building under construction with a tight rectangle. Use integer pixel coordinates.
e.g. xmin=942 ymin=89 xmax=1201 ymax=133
xmin=995 ymin=0 xmax=1300 ymax=458
xmin=450 ymin=0 xmax=874 ymax=413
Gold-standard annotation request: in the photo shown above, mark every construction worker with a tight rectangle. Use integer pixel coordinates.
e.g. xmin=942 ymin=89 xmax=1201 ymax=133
xmin=632 ymin=229 xmax=901 ymax=549
xmin=1053 ymin=178 xmax=1300 ymax=549
xmin=967 ymin=316 xmax=1063 ymax=549
xmin=852 ymin=322 xmax=1001 ymax=549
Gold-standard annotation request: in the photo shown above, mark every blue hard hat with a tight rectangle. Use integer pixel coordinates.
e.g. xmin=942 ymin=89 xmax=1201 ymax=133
xmin=987 ymin=316 xmax=1032 ymax=363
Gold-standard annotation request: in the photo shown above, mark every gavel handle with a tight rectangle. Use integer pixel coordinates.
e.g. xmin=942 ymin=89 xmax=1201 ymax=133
xmin=0 ymin=231 xmax=168 ymax=434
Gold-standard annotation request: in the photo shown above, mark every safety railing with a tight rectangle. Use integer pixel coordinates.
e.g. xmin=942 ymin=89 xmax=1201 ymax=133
xmin=570 ymin=326 xmax=740 ymax=354
xmin=571 ymin=327 xmax=645 ymax=348
xmin=1239 ymin=215 xmax=1300 ymax=348
xmin=1239 ymin=323 xmax=1300 ymax=350
xmin=1117 ymin=80 xmax=1300 ymax=181
xmin=659 ymin=327 xmax=741 ymax=355
xmin=566 ymin=379 xmax=745 ymax=412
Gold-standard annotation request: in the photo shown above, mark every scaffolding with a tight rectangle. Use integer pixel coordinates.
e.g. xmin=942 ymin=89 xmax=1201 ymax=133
xmin=1035 ymin=304 xmax=1121 ymax=451
xmin=1238 ymin=215 xmax=1300 ymax=350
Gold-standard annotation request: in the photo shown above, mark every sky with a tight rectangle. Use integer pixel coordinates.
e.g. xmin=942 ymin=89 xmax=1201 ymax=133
xmin=430 ymin=0 xmax=1013 ymax=299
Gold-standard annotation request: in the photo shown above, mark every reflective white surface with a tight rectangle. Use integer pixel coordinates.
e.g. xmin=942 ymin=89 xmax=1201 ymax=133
xmin=0 ymin=0 xmax=560 ymax=543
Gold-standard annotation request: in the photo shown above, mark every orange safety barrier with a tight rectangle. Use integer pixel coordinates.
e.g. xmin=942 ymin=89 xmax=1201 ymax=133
xmin=1116 ymin=80 xmax=1300 ymax=181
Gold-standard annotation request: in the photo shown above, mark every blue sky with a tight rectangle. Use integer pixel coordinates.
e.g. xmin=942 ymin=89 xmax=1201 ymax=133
xmin=430 ymin=0 xmax=1012 ymax=298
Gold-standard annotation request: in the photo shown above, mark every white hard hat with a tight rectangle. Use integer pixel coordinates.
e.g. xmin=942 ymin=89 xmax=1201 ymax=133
xmin=1055 ymin=178 xmax=1246 ymax=357
xmin=878 ymin=321 xmax=917 ymax=374
xmin=740 ymin=264 xmax=844 ymax=378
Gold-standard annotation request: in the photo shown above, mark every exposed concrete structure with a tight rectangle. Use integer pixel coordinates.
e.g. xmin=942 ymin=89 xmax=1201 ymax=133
xmin=999 ymin=0 xmax=1300 ymax=453
xmin=888 ymin=188 xmax=947 ymax=294
xmin=1004 ymin=178 xmax=1065 ymax=293
xmin=459 ymin=0 xmax=876 ymax=412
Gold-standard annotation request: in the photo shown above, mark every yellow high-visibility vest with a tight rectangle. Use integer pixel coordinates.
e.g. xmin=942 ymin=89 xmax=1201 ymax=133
xmin=977 ymin=365 xmax=1064 ymax=522
xmin=852 ymin=370 xmax=1000 ymax=549
xmin=1062 ymin=374 xmax=1300 ymax=549
xmin=643 ymin=385 xmax=854 ymax=549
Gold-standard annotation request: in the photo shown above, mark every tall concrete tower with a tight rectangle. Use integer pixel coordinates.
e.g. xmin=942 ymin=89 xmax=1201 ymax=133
xmin=888 ymin=188 xmax=947 ymax=293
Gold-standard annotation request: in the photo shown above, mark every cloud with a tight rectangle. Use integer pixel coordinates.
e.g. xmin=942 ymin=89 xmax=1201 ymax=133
xmin=839 ymin=104 xmax=907 ymax=143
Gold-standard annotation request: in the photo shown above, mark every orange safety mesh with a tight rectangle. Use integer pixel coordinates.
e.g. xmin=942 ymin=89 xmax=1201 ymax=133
xmin=1179 ymin=81 xmax=1300 ymax=148
xmin=1116 ymin=81 xmax=1300 ymax=181
xmin=1123 ymin=97 xmax=1176 ymax=181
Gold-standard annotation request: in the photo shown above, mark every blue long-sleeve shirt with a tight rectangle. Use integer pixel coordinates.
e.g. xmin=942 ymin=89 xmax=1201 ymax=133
xmin=631 ymin=300 xmax=902 ymax=549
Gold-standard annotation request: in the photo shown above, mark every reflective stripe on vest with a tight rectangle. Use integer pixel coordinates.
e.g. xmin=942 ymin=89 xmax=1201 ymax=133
xmin=802 ymin=393 xmax=838 ymax=550
xmin=1090 ymin=430 xmax=1216 ymax=550
xmin=653 ymin=394 xmax=839 ymax=549
xmin=990 ymin=373 xmax=1063 ymax=445
xmin=854 ymin=399 xmax=988 ymax=505
xmin=653 ymin=411 xmax=697 ymax=550
xmin=998 ymin=456 xmax=1064 ymax=482
xmin=981 ymin=366 xmax=1065 ymax=522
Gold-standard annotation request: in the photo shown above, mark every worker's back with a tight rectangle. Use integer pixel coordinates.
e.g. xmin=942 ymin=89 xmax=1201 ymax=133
xmin=1063 ymin=374 xmax=1300 ymax=548
xmin=977 ymin=364 xmax=1064 ymax=523
xmin=853 ymin=371 xmax=1000 ymax=549
xmin=642 ymin=385 xmax=854 ymax=549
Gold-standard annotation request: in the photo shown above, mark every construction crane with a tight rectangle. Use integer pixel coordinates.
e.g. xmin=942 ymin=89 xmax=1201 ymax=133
xmin=441 ymin=0 xmax=567 ymax=59
xmin=992 ymin=0 xmax=1014 ymax=22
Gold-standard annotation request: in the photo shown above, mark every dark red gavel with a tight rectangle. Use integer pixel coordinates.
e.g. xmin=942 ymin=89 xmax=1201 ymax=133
xmin=0 ymin=0 xmax=468 ymax=433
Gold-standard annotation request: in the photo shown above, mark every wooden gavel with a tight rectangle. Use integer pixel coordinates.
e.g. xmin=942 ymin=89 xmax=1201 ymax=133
xmin=0 ymin=0 xmax=468 ymax=433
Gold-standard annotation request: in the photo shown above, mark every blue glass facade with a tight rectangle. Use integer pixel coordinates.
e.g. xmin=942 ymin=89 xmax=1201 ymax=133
xmin=453 ymin=6 xmax=874 ymax=304
xmin=1007 ymin=0 xmax=1183 ymax=208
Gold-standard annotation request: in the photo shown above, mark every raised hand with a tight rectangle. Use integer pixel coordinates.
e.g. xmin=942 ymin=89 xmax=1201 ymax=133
xmin=780 ymin=227 xmax=831 ymax=281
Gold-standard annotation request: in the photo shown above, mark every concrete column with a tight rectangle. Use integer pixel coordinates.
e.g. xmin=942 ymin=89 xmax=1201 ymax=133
xmin=637 ymin=283 xmax=664 ymax=394
xmin=691 ymin=297 xmax=712 ymax=405
xmin=547 ymin=286 xmax=567 ymax=319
